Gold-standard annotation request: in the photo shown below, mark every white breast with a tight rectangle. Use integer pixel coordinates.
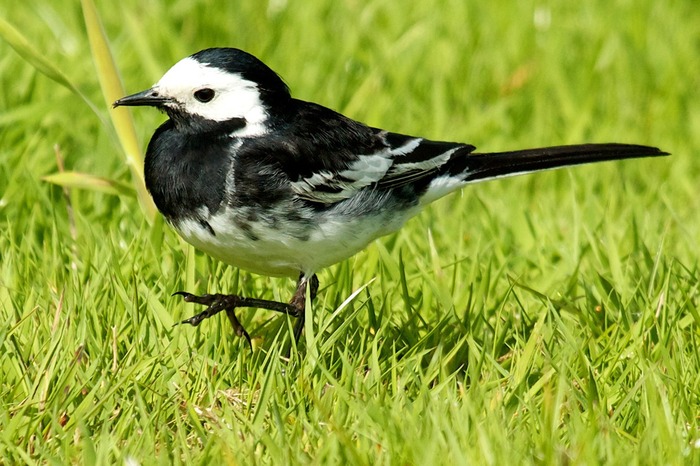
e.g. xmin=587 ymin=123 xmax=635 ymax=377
xmin=173 ymin=202 xmax=418 ymax=277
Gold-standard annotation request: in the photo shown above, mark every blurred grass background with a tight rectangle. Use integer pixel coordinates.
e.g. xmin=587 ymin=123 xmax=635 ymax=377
xmin=1 ymin=0 xmax=699 ymax=464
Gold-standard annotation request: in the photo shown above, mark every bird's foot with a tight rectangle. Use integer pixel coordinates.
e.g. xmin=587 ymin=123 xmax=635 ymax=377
xmin=173 ymin=291 xmax=303 ymax=350
xmin=172 ymin=274 xmax=319 ymax=350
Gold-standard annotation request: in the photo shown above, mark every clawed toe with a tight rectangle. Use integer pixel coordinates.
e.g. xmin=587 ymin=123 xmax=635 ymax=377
xmin=171 ymin=273 xmax=318 ymax=349
xmin=226 ymin=309 xmax=252 ymax=351
xmin=173 ymin=292 xmax=252 ymax=349
xmin=176 ymin=311 xmax=209 ymax=327
xmin=172 ymin=291 xmax=226 ymax=306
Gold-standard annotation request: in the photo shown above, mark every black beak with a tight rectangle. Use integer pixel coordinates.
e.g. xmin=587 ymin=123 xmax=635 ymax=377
xmin=113 ymin=88 xmax=172 ymax=108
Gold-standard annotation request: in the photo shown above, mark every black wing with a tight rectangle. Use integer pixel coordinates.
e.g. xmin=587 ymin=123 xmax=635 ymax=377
xmin=246 ymin=100 xmax=475 ymax=204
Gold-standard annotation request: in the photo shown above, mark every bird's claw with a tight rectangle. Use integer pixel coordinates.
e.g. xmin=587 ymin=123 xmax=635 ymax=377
xmin=170 ymin=276 xmax=317 ymax=348
xmin=172 ymin=291 xmax=252 ymax=351
xmin=172 ymin=290 xmax=194 ymax=300
xmin=176 ymin=312 xmax=208 ymax=327
xmin=226 ymin=309 xmax=253 ymax=351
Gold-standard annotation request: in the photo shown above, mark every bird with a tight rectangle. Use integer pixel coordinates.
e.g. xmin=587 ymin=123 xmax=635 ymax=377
xmin=113 ymin=47 xmax=668 ymax=349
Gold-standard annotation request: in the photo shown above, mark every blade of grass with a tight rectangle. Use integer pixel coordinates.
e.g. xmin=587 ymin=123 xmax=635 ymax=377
xmin=81 ymin=0 xmax=156 ymax=221
xmin=0 ymin=17 xmax=107 ymax=127
xmin=0 ymin=14 xmax=155 ymax=219
xmin=42 ymin=172 xmax=135 ymax=198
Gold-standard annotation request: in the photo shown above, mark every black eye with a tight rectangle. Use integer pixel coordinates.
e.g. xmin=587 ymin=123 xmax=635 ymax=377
xmin=194 ymin=88 xmax=215 ymax=103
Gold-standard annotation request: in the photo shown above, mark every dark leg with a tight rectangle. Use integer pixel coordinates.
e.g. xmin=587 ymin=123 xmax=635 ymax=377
xmin=173 ymin=291 xmax=302 ymax=350
xmin=172 ymin=274 xmax=320 ymax=348
xmin=290 ymin=273 xmax=319 ymax=342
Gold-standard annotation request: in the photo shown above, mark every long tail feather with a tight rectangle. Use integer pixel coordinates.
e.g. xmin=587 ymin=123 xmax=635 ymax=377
xmin=459 ymin=143 xmax=668 ymax=182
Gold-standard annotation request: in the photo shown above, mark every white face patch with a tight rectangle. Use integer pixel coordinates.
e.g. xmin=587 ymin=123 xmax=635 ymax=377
xmin=154 ymin=57 xmax=269 ymax=136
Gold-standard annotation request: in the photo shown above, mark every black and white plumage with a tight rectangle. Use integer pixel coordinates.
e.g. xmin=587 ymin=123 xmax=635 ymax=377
xmin=114 ymin=47 xmax=668 ymax=348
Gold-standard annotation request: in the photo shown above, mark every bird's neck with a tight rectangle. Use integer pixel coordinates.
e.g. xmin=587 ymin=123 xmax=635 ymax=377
xmin=166 ymin=109 xmax=248 ymax=136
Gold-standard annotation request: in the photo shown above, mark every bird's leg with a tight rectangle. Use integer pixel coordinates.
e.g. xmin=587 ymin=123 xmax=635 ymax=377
xmin=290 ymin=273 xmax=319 ymax=342
xmin=173 ymin=291 xmax=302 ymax=350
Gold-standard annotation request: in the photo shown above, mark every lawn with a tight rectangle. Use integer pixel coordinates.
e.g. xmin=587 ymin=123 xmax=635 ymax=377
xmin=1 ymin=0 xmax=699 ymax=464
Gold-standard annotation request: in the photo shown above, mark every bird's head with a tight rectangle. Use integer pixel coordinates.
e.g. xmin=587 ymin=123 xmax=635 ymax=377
xmin=113 ymin=47 xmax=291 ymax=136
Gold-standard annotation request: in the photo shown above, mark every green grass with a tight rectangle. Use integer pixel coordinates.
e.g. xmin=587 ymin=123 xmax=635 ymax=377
xmin=2 ymin=0 xmax=699 ymax=464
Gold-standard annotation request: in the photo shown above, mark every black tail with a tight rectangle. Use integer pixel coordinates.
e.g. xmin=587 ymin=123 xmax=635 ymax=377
xmin=460 ymin=143 xmax=668 ymax=182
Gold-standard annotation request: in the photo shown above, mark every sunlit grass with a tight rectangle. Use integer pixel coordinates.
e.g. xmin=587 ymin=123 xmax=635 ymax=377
xmin=1 ymin=0 xmax=699 ymax=464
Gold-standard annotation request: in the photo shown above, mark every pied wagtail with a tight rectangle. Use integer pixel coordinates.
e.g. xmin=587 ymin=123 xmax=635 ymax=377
xmin=114 ymin=47 xmax=668 ymax=349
